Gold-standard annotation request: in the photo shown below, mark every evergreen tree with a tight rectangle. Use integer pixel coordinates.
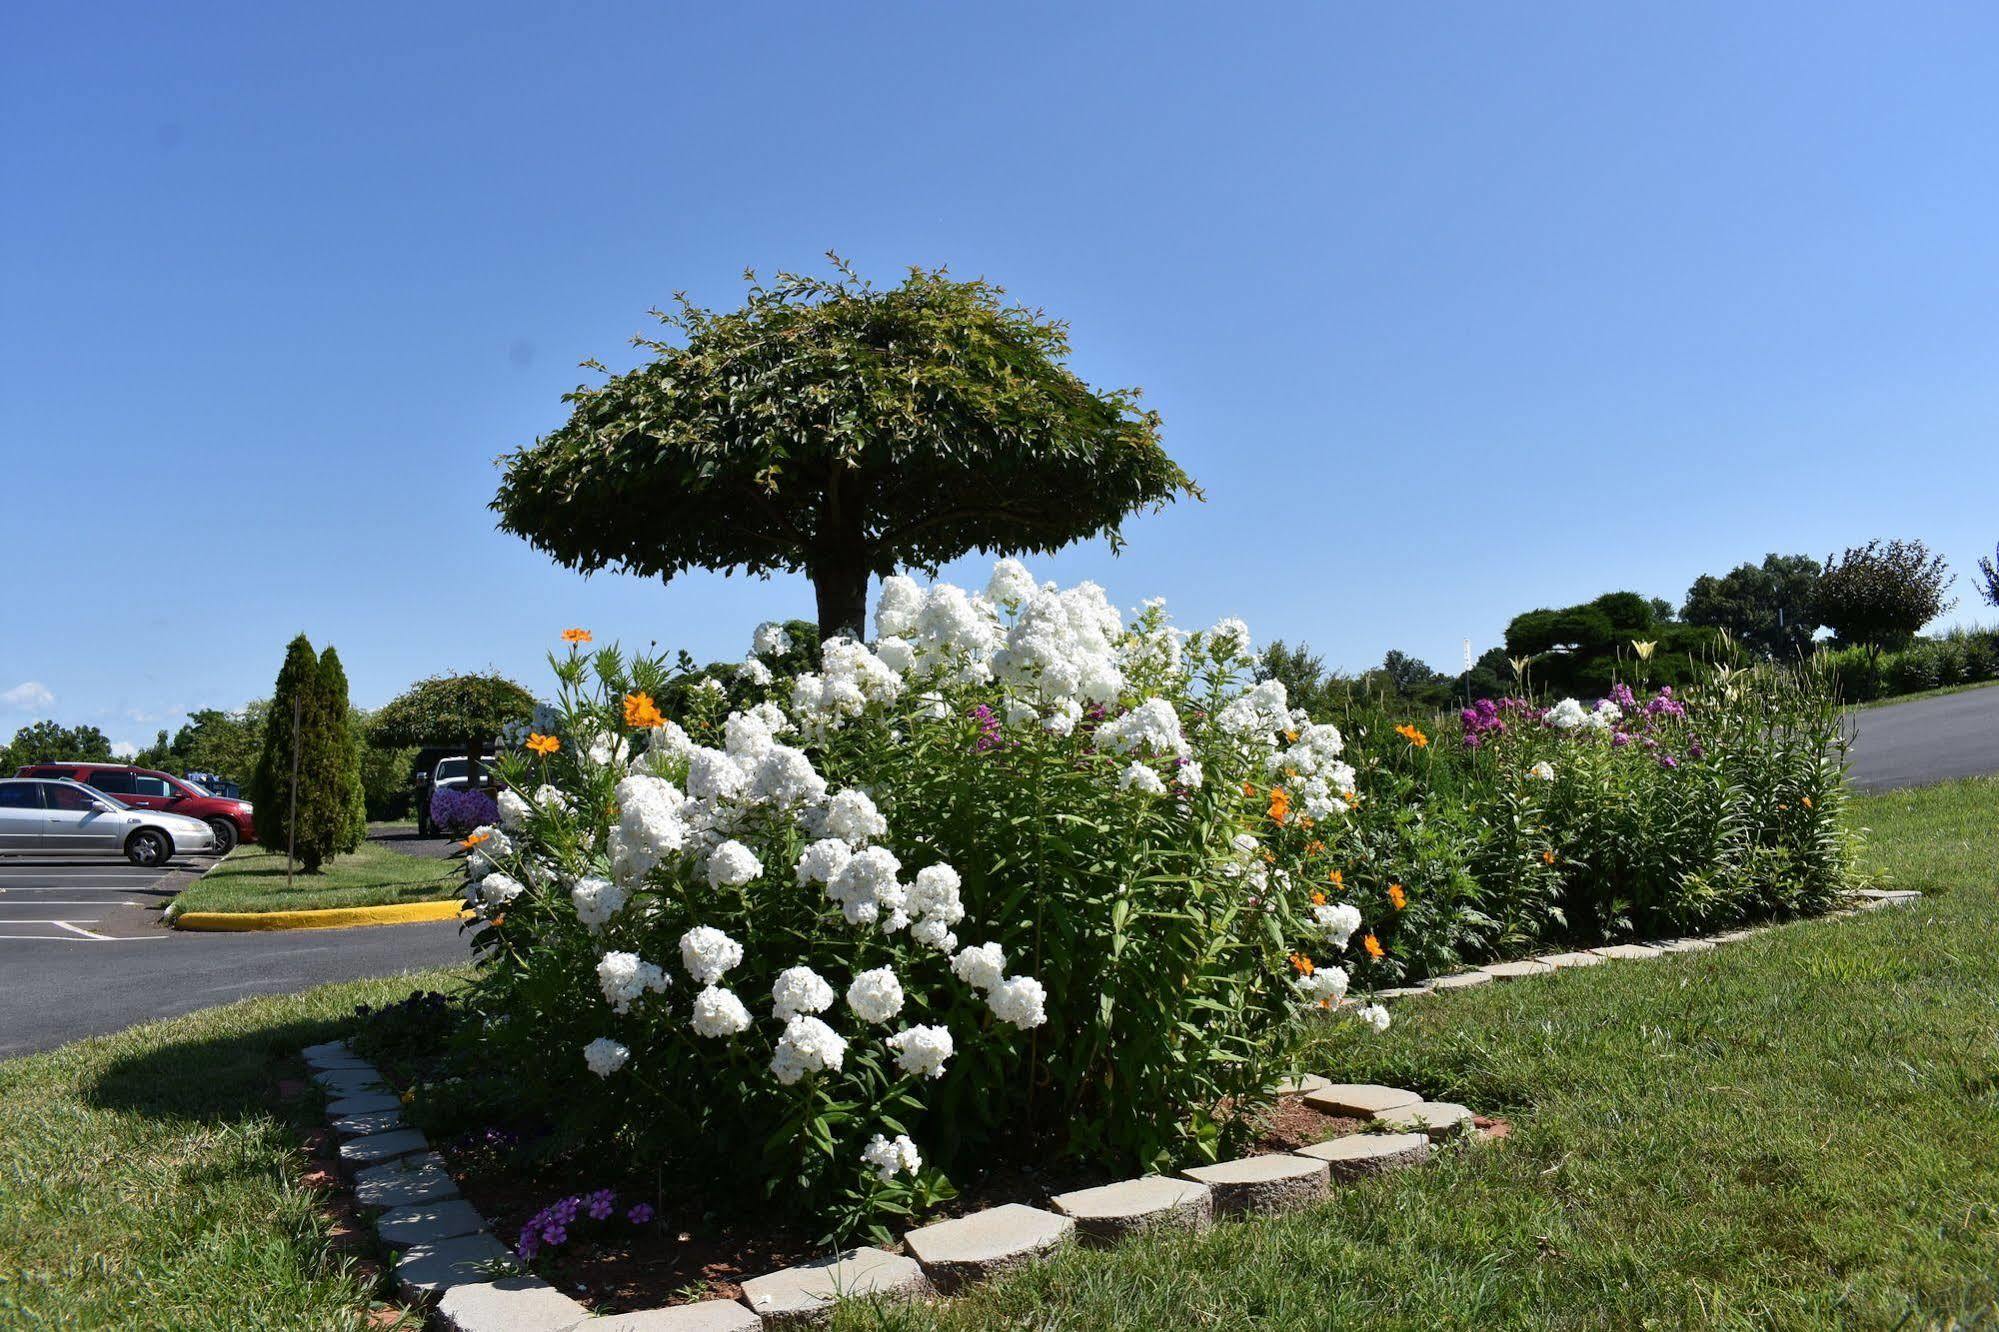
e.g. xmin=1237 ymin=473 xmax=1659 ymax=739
xmin=251 ymin=635 xmax=366 ymax=872
xmin=317 ymin=646 xmax=369 ymax=855
xmin=252 ymin=635 xmax=319 ymax=868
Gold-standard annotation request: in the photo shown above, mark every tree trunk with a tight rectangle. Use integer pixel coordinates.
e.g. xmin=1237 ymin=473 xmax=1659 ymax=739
xmin=812 ymin=563 xmax=870 ymax=642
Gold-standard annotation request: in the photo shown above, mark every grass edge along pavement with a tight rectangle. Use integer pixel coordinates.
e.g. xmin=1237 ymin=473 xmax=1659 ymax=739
xmin=3 ymin=778 xmax=1996 ymax=1331
xmin=168 ymin=838 xmax=465 ymax=917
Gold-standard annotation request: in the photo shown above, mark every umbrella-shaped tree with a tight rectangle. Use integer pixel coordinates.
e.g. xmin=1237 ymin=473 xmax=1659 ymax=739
xmin=492 ymin=257 xmax=1196 ymax=640
xmin=369 ymin=673 xmax=539 ymax=804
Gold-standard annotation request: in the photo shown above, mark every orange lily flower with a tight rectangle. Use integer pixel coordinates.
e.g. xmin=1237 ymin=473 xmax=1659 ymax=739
xmin=1363 ymin=933 xmax=1385 ymax=959
xmin=1387 ymin=883 xmax=1407 ymax=910
xmin=561 ymin=628 xmax=592 ymax=644
xmin=1289 ymin=952 xmax=1315 ymax=976
xmin=526 ymin=733 xmax=560 ymax=756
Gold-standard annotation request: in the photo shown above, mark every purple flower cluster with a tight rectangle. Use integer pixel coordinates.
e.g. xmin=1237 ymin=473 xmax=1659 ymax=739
xmin=515 ymin=1188 xmax=656 ymax=1261
xmin=432 ymin=785 xmax=500 ymax=835
xmin=1460 ymin=697 xmax=1543 ymax=749
xmin=970 ymin=704 xmax=1002 ymax=752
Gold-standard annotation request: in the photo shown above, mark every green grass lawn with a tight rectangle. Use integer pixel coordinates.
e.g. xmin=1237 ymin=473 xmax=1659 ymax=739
xmin=172 ymin=839 xmax=463 ymax=915
xmin=3 ymin=780 xmax=1994 ymax=1330
xmin=0 ymin=972 xmax=458 ymax=1331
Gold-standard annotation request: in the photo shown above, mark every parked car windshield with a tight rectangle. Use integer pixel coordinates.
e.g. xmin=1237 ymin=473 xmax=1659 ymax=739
xmin=49 ymin=781 xmax=129 ymax=811
xmin=434 ymin=758 xmax=494 ymax=780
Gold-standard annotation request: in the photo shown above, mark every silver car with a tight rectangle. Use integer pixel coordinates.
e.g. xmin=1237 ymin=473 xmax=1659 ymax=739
xmin=0 ymin=777 xmax=218 ymax=865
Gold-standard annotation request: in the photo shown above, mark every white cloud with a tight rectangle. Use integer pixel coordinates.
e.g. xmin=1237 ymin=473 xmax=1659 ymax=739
xmin=3 ymin=681 xmax=55 ymax=710
xmin=111 ymin=741 xmax=138 ymax=759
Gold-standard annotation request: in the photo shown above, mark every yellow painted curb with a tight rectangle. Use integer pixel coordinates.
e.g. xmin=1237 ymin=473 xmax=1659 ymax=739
xmin=172 ymin=898 xmax=473 ymax=932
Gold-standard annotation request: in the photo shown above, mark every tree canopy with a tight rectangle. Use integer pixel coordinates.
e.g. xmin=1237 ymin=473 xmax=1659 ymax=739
xmin=370 ymin=673 xmax=538 ymax=768
xmin=1813 ymin=539 xmax=1955 ymax=657
xmin=1504 ymin=592 xmax=1716 ymax=695
xmin=1978 ymin=543 xmax=1999 ymax=610
xmin=493 ymin=258 xmax=1196 ymax=639
xmin=2 ymin=720 xmax=114 ymax=771
xmin=1681 ymin=553 xmax=1823 ymax=660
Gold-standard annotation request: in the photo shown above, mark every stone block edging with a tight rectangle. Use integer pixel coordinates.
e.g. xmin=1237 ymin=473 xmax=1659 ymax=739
xmin=304 ymin=1053 xmax=1477 ymax=1325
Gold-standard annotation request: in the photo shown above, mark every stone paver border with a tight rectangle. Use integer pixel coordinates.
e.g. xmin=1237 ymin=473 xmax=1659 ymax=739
xmin=298 ymin=898 xmax=1914 ymax=1327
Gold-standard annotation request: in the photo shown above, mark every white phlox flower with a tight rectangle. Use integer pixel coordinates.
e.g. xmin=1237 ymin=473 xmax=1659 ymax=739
xmin=987 ymin=975 xmax=1049 ymax=1029
xmin=861 ymin=1132 xmax=922 ymax=1183
xmin=706 ymin=839 xmax=764 ymax=888
xmin=770 ymin=1014 xmax=846 ymax=1084
xmin=678 ymin=925 xmax=743 ymax=986
xmin=1094 ymin=697 xmax=1190 ymax=758
xmin=1312 ymin=901 xmax=1364 ymax=948
xmin=826 ymin=845 xmax=901 ymax=926
xmin=1293 ymin=964 xmax=1349 ymax=1005
xmin=951 ymin=941 xmax=1007 ymax=992
xmin=583 ymin=1038 xmax=629 ymax=1077
xmin=846 ymin=966 xmax=905 ymax=1024
xmin=771 ymin=965 xmax=836 ymax=1021
xmin=1119 ymin=761 xmax=1167 ymax=796
xmin=886 ymin=1024 xmax=954 ymax=1080
xmin=571 ymin=876 xmax=629 ymax=931
xmin=690 ymin=985 xmax=752 ymax=1038
xmin=597 ymin=951 xmax=670 ymax=1014
xmin=817 ymin=788 xmax=887 ymax=845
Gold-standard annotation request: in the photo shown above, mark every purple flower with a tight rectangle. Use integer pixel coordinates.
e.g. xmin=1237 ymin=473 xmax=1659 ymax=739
xmin=969 ymin=704 xmax=1003 ymax=752
xmin=1611 ymin=732 xmax=1632 ymax=748
xmin=1657 ymin=753 xmax=1680 ymax=770
xmin=585 ymin=1188 xmax=616 ymax=1221
xmin=432 ymin=785 xmax=500 ymax=835
xmin=1688 ymin=738 xmax=1705 ymax=760
xmin=627 ymin=1203 xmax=655 ymax=1225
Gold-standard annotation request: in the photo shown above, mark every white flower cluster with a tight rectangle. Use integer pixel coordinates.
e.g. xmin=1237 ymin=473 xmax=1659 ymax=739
xmin=876 ymin=575 xmax=1003 ymax=684
xmin=1269 ymin=722 xmax=1358 ymax=820
xmin=679 ymin=925 xmax=743 ymax=986
xmin=771 ymin=1014 xmax=847 ymax=1085
xmin=583 ymin=1037 xmax=629 ymax=1077
xmin=752 ymin=621 xmax=792 ymax=657
xmin=1546 ymin=698 xmax=1620 ymax=732
xmin=791 ymin=639 xmax=903 ymax=737
xmin=1293 ymin=963 xmax=1349 ymax=1005
xmin=690 ymin=985 xmax=752 ymax=1038
xmin=1311 ymin=901 xmax=1363 ymax=948
xmin=1095 ymin=697 xmax=1189 ymax=759
xmin=861 ymin=1132 xmax=922 ymax=1183
xmin=949 ymin=941 xmax=1048 ymax=1030
xmin=597 ymin=950 xmax=670 ymax=1014
xmin=1529 ymin=760 xmax=1556 ymax=781
xmin=846 ymin=966 xmax=905 ymax=1024
xmin=771 ymin=965 xmax=836 ymax=1021
xmin=571 ymin=876 xmax=629 ymax=931
xmin=886 ymin=1024 xmax=953 ymax=1080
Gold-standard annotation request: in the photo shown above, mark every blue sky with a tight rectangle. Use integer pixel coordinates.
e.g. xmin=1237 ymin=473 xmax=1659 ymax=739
xmin=4 ymin=2 xmax=1995 ymax=752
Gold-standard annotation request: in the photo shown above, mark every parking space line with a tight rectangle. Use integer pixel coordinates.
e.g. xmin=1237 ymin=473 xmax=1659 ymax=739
xmin=53 ymin=921 xmax=115 ymax=940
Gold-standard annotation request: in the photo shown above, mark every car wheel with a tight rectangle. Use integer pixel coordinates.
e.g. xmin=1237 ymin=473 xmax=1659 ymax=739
xmin=126 ymin=829 xmax=170 ymax=867
xmin=206 ymin=818 xmax=239 ymax=855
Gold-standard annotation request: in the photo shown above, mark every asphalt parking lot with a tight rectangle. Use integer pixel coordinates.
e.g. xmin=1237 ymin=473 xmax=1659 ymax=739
xmin=0 ymin=854 xmax=213 ymax=941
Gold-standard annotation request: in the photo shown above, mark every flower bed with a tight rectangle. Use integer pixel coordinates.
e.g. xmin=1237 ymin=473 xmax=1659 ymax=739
xmin=413 ymin=560 xmax=1857 ymax=1269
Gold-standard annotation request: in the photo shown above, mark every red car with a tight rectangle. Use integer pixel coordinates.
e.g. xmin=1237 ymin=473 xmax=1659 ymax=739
xmin=14 ymin=763 xmax=257 ymax=853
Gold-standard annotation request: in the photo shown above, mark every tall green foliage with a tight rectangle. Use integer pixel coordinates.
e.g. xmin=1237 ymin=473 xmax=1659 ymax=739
xmin=317 ymin=648 xmax=369 ymax=852
xmin=251 ymin=635 xmax=364 ymax=872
